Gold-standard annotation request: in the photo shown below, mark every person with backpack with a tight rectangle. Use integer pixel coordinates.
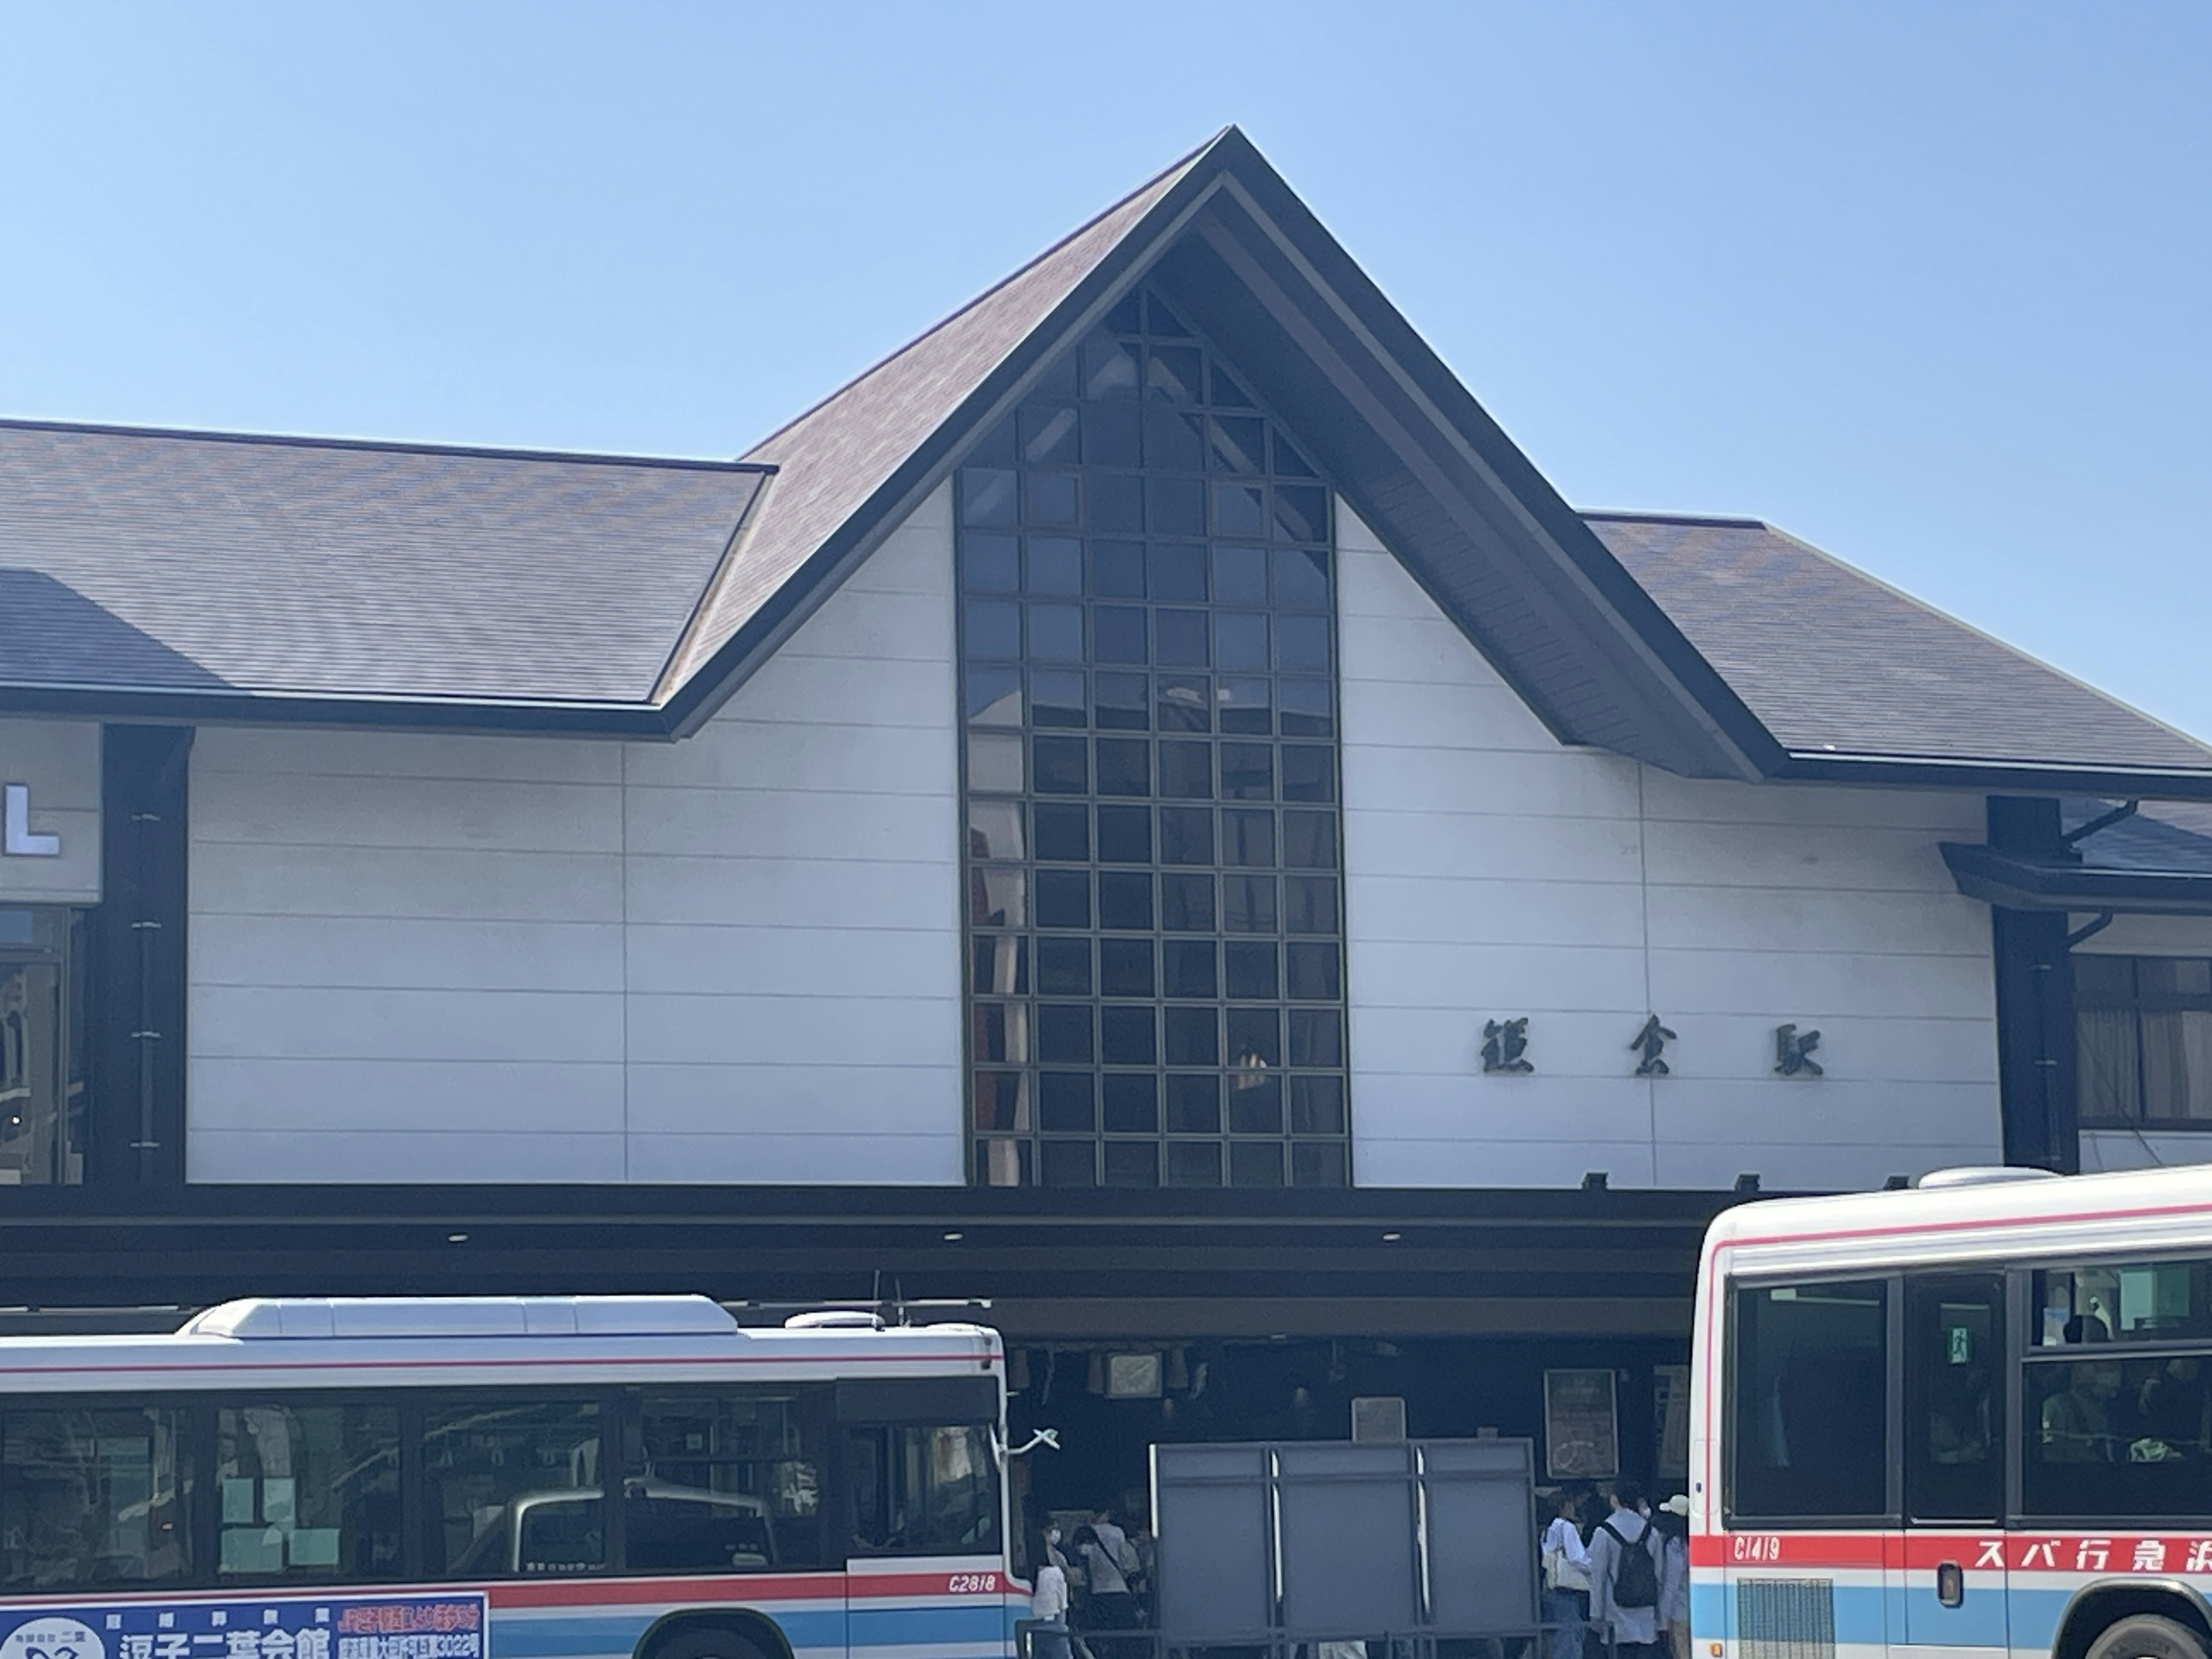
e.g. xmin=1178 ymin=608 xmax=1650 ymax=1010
xmin=1585 ymin=1478 xmax=1663 ymax=1659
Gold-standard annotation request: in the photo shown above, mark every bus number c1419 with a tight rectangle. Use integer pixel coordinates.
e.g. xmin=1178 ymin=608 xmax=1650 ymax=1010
xmin=1730 ymin=1536 xmax=1782 ymax=1564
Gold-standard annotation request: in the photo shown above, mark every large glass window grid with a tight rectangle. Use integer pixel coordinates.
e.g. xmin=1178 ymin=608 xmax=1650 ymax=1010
xmin=956 ymin=286 xmax=1350 ymax=1189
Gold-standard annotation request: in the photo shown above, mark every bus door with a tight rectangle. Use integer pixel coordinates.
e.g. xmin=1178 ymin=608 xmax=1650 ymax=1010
xmin=1899 ymin=1274 xmax=2008 ymax=1656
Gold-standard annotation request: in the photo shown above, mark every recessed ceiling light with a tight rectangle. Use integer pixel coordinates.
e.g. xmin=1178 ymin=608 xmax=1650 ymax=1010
xmin=942 ymin=1230 xmax=965 ymax=1242
xmin=1381 ymin=1231 xmax=1402 ymax=1242
xmin=446 ymin=1232 xmax=469 ymax=1244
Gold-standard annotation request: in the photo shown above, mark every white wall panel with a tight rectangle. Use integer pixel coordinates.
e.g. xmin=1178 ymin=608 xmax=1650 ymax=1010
xmin=186 ymin=486 xmax=963 ymax=1184
xmin=1336 ymin=501 xmax=2002 ymax=1191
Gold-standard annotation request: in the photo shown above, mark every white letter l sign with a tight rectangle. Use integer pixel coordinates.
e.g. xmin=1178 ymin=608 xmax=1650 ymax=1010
xmin=3 ymin=785 xmax=61 ymax=857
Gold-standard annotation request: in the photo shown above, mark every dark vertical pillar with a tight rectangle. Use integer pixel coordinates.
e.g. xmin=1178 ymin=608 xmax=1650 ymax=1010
xmin=87 ymin=725 xmax=193 ymax=1186
xmin=1986 ymin=797 xmax=2077 ymax=1173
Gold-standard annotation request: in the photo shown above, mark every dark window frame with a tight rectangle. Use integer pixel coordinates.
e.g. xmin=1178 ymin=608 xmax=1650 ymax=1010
xmin=2075 ymin=953 xmax=2212 ymax=1130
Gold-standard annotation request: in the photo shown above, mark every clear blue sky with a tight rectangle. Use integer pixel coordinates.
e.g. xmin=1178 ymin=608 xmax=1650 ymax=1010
xmin=5 ymin=3 xmax=2209 ymax=742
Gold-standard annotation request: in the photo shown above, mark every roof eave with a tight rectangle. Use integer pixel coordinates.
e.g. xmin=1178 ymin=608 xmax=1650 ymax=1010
xmin=1941 ymin=840 xmax=2212 ymax=915
xmin=0 ymin=683 xmax=675 ymax=737
xmin=1778 ymin=749 xmax=2212 ymax=801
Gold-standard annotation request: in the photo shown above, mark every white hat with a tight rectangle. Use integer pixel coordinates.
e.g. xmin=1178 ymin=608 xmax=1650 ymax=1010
xmin=1662 ymin=1494 xmax=1691 ymax=1517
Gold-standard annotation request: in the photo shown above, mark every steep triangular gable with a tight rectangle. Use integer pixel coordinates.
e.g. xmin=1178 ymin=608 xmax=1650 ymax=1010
xmin=656 ymin=128 xmax=1782 ymax=783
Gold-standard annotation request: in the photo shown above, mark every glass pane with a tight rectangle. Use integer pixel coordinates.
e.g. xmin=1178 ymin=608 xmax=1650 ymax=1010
xmin=970 ymin=935 xmax=1027 ymax=997
xmin=2142 ymin=1010 xmax=2212 ymax=1122
xmin=1104 ymin=1074 xmax=1160 ymax=1133
xmin=2077 ymin=1006 xmax=2141 ymax=1123
xmin=1161 ymin=874 xmax=1215 ymax=932
xmin=1098 ymin=873 xmax=1154 ymax=931
xmin=1290 ymin=1075 xmax=1346 ymax=1135
xmin=1092 ymin=539 xmax=1146 ymax=597
xmin=845 ymin=1426 xmax=1001 ymax=1556
xmin=972 ymin=1070 xmax=1029 ymax=1132
xmin=968 ymin=801 xmax=1023 ymax=863
xmin=1096 ymin=805 xmax=1152 ymax=863
xmin=964 ymin=599 xmax=1020 ymax=659
xmin=1028 ymin=603 xmax=1084 ymax=661
xmin=1082 ymin=338 xmax=1141 ymax=400
xmin=961 ymin=468 xmax=1017 ymax=526
xmin=1100 ymin=938 xmax=1153 ymax=998
xmin=1228 ymin=1007 xmax=1281 ymax=1070
xmin=1219 ymin=744 xmax=1273 ymax=801
xmin=1145 ymin=347 xmax=1203 ymax=405
xmin=1222 ymin=810 xmax=1275 ymax=868
xmin=1021 ymin=405 xmax=1081 ymax=467
xmin=1040 ymin=1139 xmax=1096 ymax=1187
xmin=1213 ymin=483 xmax=1266 ymax=537
xmin=1039 ymin=1073 xmax=1094 ymax=1131
xmin=1165 ymin=1006 xmax=1219 ymax=1067
xmin=1032 ymin=803 xmax=1088 ymax=862
xmin=1088 ymin=471 xmax=1143 ymax=532
xmin=634 ymin=1389 xmax=828 ymax=1571
xmin=1215 ymin=613 xmax=1268 ymax=670
xmin=0 ymin=1405 xmax=194 ymax=1588
xmin=1230 ymin=1142 xmax=1285 ymax=1187
xmin=1166 ymin=1141 xmax=1222 ymax=1186
xmin=1027 ymin=473 xmax=1078 ymax=527
xmin=1143 ymin=407 xmax=1205 ymax=472
xmin=1209 ymin=416 xmax=1265 ymax=475
xmin=1036 ymin=1005 xmax=1093 ymax=1063
xmin=1214 ymin=544 xmax=1267 ymax=604
xmin=1288 ymin=1007 xmax=1342 ymax=1068
xmin=425 ymin=1399 xmax=603 ymax=1577
xmin=1167 ymin=1074 xmax=1220 ymax=1132
xmin=1290 ymin=1142 xmax=1347 ymax=1187
xmin=963 ymin=533 xmax=1019 ymax=591
xmin=2032 ymin=1256 xmax=2212 ymax=1345
xmin=1093 ymin=605 xmax=1147 ymax=664
xmin=969 ymin=868 xmax=1025 ymax=929
xmin=1147 ymin=477 xmax=1205 ymax=537
xmin=1031 ymin=670 xmax=1085 ymax=728
xmin=1164 ymin=941 xmax=1218 ymax=1000
xmin=1032 ymin=736 xmax=1086 ymax=795
xmin=1149 ymin=542 xmax=1207 ymax=601
xmin=1156 ymin=675 xmax=1211 ymax=730
xmin=965 ymin=666 xmax=1021 ymax=728
xmin=1093 ymin=672 xmax=1148 ymax=730
xmin=1101 ymin=1007 xmax=1156 ymax=1066
xmin=1229 ymin=1074 xmax=1282 ymax=1134
xmin=1273 ymin=548 xmax=1330 ymax=608
xmin=1155 ymin=609 xmax=1210 ymax=666
xmin=1225 ymin=941 xmax=1278 ymax=1000
xmin=1285 ymin=942 xmax=1342 ymax=1002
xmin=2073 ymin=955 xmax=2135 ymax=1002
xmin=1084 ymin=403 xmax=1142 ymax=469
xmin=2024 ymin=1357 xmax=2212 ymax=1519
xmin=1104 ymin=1140 xmax=1160 ymax=1188
xmin=1027 ymin=535 xmax=1083 ymax=594
xmin=1036 ymin=938 xmax=1091 ymax=997
xmin=1729 ymin=1279 xmax=1888 ymax=1521
xmin=1036 ymin=869 xmax=1089 ymax=928
xmin=1158 ymin=741 xmax=1213 ymax=800
xmin=1095 ymin=738 xmax=1150 ymax=797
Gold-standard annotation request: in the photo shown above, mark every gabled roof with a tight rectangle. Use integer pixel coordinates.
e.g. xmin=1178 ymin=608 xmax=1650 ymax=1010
xmin=0 ymin=420 xmax=765 ymax=722
xmin=3 ymin=128 xmax=2209 ymax=800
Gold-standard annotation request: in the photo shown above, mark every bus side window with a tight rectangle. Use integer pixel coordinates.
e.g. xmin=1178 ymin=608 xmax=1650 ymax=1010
xmin=215 ymin=1401 xmax=402 ymax=1580
xmin=420 ymin=1397 xmax=604 ymax=1577
xmin=1729 ymin=1278 xmax=1890 ymax=1524
xmin=630 ymin=1389 xmax=830 ymax=1573
xmin=0 ymin=1403 xmax=194 ymax=1590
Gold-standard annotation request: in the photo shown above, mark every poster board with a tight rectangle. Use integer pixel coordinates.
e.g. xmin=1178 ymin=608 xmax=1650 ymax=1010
xmin=1653 ymin=1363 xmax=1690 ymax=1482
xmin=1543 ymin=1368 xmax=1619 ymax=1480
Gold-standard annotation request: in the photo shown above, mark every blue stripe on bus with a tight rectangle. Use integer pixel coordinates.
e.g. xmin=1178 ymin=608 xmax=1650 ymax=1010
xmin=847 ymin=1606 xmax=1009 ymax=1647
xmin=1695 ymin=1580 xmax=2127 ymax=1650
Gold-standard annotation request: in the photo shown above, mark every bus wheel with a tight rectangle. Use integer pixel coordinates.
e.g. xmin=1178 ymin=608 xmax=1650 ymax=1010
xmin=2087 ymin=1616 xmax=2210 ymax=1659
xmin=648 ymin=1629 xmax=774 ymax=1659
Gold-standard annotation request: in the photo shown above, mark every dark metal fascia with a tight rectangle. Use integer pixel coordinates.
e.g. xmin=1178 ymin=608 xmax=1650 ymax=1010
xmin=0 ymin=683 xmax=673 ymax=737
xmin=1941 ymin=840 xmax=2212 ymax=915
xmin=1782 ymin=751 xmax=2212 ymax=801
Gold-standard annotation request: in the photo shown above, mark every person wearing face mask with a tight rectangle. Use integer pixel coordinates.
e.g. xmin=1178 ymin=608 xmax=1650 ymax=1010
xmin=1031 ymin=1528 xmax=1072 ymax=1659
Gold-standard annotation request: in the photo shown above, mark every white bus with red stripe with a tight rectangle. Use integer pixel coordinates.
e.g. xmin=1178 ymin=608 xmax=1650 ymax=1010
xmin=0 ymin=1297 xmax=1020 ymax=1659
xmin=1692 ymin=1165 xmax=2212 ymax=1659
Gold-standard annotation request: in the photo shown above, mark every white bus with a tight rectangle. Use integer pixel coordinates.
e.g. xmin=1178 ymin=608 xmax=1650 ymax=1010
xmin=1691 ymin=1165 xmax=2212 ymax=1659
xmin=0 ymin=1297 xmax=1019 ymax=1659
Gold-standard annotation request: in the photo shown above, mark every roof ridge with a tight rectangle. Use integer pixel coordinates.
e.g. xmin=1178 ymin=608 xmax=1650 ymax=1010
xmin=1580 ymin=507 xmax=1768 ymax=529
xmin=0 ymin=415 xmax=771 ymax=474
xmin=736 ymin=130 xmax=1229 ymax=461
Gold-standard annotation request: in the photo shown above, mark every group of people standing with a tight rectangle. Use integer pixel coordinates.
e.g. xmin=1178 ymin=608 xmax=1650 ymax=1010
xmin=1540 ymin=1478 xmax=1690 ymax=1659
xmin=1029 ymin=1510 xmax=1150 ymax=1659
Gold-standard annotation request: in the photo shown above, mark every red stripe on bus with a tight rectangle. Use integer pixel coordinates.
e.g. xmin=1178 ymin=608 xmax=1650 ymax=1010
xmin=491 ymin=1573 xmax=1004 ymax=1607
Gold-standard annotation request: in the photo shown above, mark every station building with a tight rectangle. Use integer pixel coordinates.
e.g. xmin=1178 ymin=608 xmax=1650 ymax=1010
xmin=3 ymin=129 xmax=2211 ymax=1514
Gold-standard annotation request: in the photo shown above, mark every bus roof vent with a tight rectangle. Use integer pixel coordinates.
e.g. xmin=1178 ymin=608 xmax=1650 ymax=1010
xmin=1914 ymin=1166 xmax=2066 ymax=1191
xmin=784 ymin=1310 xmax=886 ymax=1330
xmin=180 ymin=1296 xmax=740 ymax=1340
